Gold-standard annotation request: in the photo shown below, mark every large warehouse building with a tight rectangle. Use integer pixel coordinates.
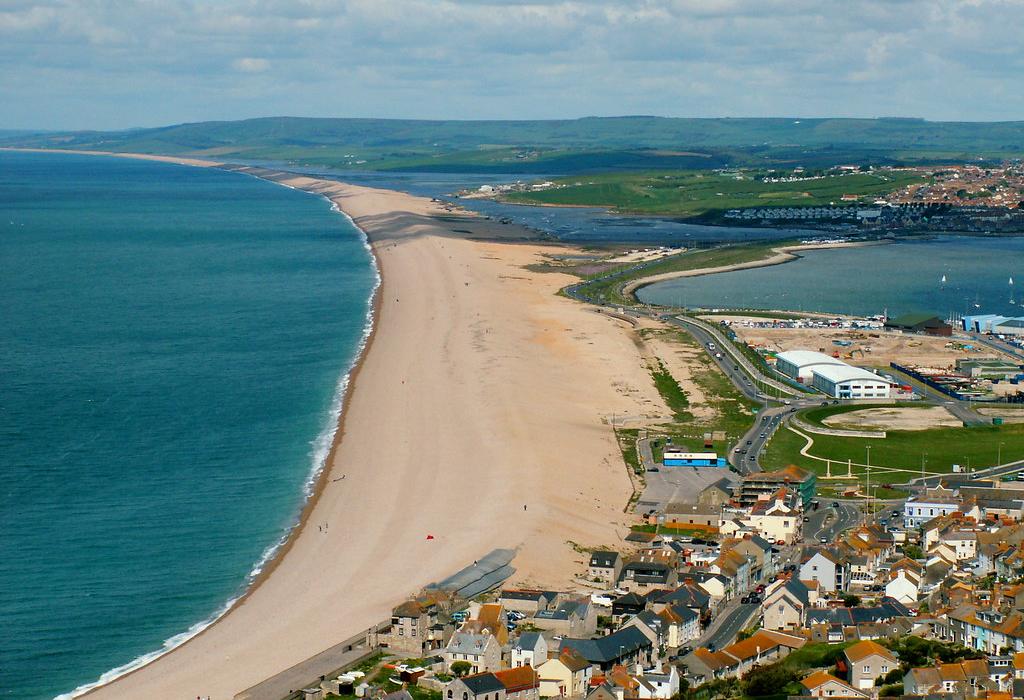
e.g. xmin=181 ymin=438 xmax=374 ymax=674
xmin=775 ymin=350 xmax=847 ymax=383
xmin=775 ymin=350 xmax=895 ymax=399
xmin=963 ymin=314 xmax=1024 ymax=337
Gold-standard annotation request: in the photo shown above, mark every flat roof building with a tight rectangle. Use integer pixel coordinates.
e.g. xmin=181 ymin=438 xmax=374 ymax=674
xmin=810 ymin=364 xmax=895 ymax=400
xmin=775 ymin=350 xmax=846 ymax=383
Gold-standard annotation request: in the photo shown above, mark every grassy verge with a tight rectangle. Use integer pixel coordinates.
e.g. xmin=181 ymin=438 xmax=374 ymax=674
xmin=615 ymin=427 xmax=643 ymax=475
xmin=649 ymin=359 xmax=691 ymax=422
xmin=761 ymin=418 xmax=1024 ymax=485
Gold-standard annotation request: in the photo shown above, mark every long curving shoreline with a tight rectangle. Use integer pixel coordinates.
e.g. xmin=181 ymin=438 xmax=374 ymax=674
xmin=621 ymin=239 xmax=891 ymax=299
xmin=15 ymin=149 xmax=660 ymax=700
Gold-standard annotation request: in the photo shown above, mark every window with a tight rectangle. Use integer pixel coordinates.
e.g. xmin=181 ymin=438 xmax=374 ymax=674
xmin=398 ymin=629 xmax=404 ymax=636
xmin=448 ymin=692 xmax=453 ymax=699
xmin=881 ymin=666 xmax=888 ymax=673
xmin=412 ymin=629 xmax=417 ymax=636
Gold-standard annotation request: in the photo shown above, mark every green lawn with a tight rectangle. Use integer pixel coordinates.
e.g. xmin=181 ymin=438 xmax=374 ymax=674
xmin=504 ymin=169 xmax=926 ymax=217
xmin=761 ymin=417 xmax=1024 ymax=485
xmin=650 ymin=358 xmax=692 ymax=421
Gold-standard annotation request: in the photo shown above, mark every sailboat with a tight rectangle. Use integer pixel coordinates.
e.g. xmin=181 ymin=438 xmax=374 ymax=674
xmin=941 ymin=274 xmax=947 ymax=287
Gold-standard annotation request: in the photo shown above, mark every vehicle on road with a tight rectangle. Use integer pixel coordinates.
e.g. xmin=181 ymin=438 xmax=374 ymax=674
xmin=803 ymin=516 xmax=810 ymax=522
xmin=831 ymin=501 xmax=840 ymax=508
xmin=820 ymin=537 xmax=828 ymax=543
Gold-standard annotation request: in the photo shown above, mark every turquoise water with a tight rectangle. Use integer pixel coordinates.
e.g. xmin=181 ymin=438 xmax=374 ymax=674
xmin=638 ymin=236 xmax=1024 ymax=318
xmin=0 ymin=152 xmax=377 ymax=699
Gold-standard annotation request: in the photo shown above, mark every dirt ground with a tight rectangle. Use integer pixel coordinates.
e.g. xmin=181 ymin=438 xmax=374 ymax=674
xmin=977 ymin=406 xmax=1024 ymax=423
xmin=722 ymin=319 xmax=1010 ymax=369
xmin=823 ymin=406 xmax=962 ymax=431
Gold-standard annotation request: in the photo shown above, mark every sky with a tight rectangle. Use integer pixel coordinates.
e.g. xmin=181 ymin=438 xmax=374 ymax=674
xmin=2 ymin=0 xmax=1024 ymax=131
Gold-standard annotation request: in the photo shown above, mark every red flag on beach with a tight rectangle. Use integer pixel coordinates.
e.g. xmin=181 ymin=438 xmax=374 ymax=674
xmin=426 ymin=534 xmax=435 ymax=540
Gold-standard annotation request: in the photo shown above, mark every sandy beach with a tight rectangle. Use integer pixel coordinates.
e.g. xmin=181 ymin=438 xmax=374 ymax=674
xmin=48 ymin=154 xmax=665 ymax=699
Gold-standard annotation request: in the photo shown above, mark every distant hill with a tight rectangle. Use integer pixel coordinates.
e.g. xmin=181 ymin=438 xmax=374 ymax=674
xmin=4 ymin=116 xmax=1024 ymax=173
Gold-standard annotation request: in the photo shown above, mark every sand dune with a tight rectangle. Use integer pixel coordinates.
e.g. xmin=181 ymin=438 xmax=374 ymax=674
xmin=77 ymin=164 xmax=659 ymax=699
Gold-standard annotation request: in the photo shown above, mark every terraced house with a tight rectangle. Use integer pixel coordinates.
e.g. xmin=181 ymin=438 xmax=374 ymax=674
xmin=942 ymin=605 xmax=1024 ymax=654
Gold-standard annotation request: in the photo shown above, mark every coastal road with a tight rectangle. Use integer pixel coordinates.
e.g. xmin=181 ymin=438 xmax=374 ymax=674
xmin=909 ymin=457 xmax=1024 ymax=488
xmin=968 ymin=331 xmax=1024 ymax=361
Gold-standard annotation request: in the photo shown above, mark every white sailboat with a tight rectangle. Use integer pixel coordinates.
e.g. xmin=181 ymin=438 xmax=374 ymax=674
xmin=941 ymin=274 xmax=947 ymax=286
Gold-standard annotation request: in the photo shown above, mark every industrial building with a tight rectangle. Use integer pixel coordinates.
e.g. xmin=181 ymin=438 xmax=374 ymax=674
xmin=775 ymin=350 xmax=895 ymax=399
xmin=962 ymin=314 xmax=1024 ymax=337
xmin=884 ymin=313 xmax=953 ymax=336
xmin=810 ymin=364 xmax=896 ymax=399
xmin=662 ymin=451 xmax=727 ymax=467
xmin=775 ymin=350 xmax=847 ymax=383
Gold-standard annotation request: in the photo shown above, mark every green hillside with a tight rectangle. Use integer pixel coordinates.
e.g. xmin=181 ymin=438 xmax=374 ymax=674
xmin=5 ymin=116 xmax=1024 ymax=173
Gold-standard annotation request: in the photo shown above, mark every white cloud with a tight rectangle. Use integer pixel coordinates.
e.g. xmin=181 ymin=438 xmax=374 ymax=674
xmin=0 ymin=0 xmax=1022 ymax=128
xmin=232 ymin=57 xmax=270 ymax=73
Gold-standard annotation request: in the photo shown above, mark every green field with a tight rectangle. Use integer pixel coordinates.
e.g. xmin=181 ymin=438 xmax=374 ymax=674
xmin=504 ymin=169 xmax=926 ymax=217
xmin=761 ymin=408 xmax=1024 ymax=485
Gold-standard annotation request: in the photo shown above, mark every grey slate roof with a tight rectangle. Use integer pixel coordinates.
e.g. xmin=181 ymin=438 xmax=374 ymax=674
xmin=806 ymin=599 xmax=911 ymax=625
xmin=560 ymin=626 xmax=652 ymax=663
xmin=461 ymin=673 xmax=506 ymax=695
xmin=590 ymin=551 xmax=620 ymax=568
xmin=515 ymin=632 xmax=544 ymax=651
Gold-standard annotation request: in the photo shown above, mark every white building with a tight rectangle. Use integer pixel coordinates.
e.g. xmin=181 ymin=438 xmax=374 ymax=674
xmin=775 ymin=350 xmax=847 ymax=383
xmin=810 ymin=365 xmax=894 ymax=399
xmin=904 ymin=495 xmax=961 ymax=529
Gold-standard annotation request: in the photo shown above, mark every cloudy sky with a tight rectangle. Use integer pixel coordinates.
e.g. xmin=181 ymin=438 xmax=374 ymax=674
xmin=2 ymin=0 xmax=1023 ymax=130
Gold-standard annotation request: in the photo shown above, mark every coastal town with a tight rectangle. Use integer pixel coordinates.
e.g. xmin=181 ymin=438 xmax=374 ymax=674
xmin=267 ymin=224 xmax=1024 ymax=700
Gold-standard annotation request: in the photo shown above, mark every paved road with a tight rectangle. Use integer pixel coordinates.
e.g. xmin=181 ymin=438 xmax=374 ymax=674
xmin=968 ymin=331 xmax=1024 ymax=361
xmin=701 ymin=602 xmax=759 ymax=651
xmin=805 ymin=502 xmax=862 ymax=543
xmin=885 ymin=366 xmax=987 ymax=426
xmin=909 ymin=457 xmax=1024 ymax=488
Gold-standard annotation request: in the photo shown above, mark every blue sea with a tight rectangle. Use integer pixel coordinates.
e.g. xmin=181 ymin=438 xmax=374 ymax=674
xmin=637 ymin=236 xmax=1024 ymax=319
xmin=0 ymin=152 xmax=377 ymax=699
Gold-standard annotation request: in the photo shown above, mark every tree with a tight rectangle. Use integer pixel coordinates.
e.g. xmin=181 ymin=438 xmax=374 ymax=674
xmin=903 ymin=544 xmax=923 ymax=560
xmin=880 ymin=684 xmax=903 ymax=697
xmin=842 ymin=594 xmax=861 ymax=608
xmin=743 ymin=662 xmax=797 ymax=697
xmin=450 ymin=661 xmax=472 ymax=677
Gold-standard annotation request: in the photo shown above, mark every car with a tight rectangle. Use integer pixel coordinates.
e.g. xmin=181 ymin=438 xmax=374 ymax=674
xmin=831 ymin=501 xmax=840 ymax=508
xmin=759 ymin=433 xmax=767 ymax=438
xmin=733 ymin=447 xmax=741 ymax=453
xmin=756 ymin=584 xmax=765 ymax=593
xmin=761 ymin=416 xmax=769 ymax=422
xmin=783 ymin=399 xmax=792 ymax=405
xmin=820 ymin=537 xmax=828 ymax=543
xmin=739 ymin=449 xmax=747 ymax=454
xmin=746 ymin=440 xmax=753 ymax=445
xmin=706 ymin=643 xmax=715 ymax=652
xmin=879 ymin=518 xmax=889 ymax=526
xmin=803 ymin=516 xmax=810 ymax=522
xmin=679 ymin=645 xmax=692 ymax=655
xmin=891 ymin=510 xmax=901 ymax=518
xmin=740 ymin=595 xmax=749 ymax=604
xmin=748 ymin=455 xmax=756 ymax=461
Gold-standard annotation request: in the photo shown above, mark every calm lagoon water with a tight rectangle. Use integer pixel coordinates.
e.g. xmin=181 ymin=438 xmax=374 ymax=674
xmin=0 ymin=152 xmax=376 ymax=699
xmin=637 ymin=236 xmax=1024 ymax=319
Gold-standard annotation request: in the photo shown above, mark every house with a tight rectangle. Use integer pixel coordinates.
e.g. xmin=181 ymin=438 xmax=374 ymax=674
xmin=723 ymin=535 xmax=777 ymax=583
xmin=698 ymin=478 xmax=735 ymax=507
xmin=843 ymin=640 xmax=898 ymax=690
xmin=589 ymin=552 xmax=623 ymax=585
xmin=762 ymin=578 xmax=811 ymax=631
xmin=620 ymin=558 xmax=676 ymax=591
xmin=443 ymin=631 xmax=503 ymax=673
xmin=708 ymin=549 xmax=751 ymax=595
xmin=612 ymin=592 xmax=648 ymax=619
xmin=885 ymin=562 xmax=923 ymax=605
xmin=466 ymin=604 xmax=510 ymax=646
xmin=806 ymin=600 xmax=911 ymax=627
xmin=800 ymin=549 xmax=848 ymax=593
xmin=537 ymin=649 xmax=593 ymax=698
xmin=511 ymin=632 xmax=547 ymax=668
xmin=905 ymin=492 xmax=962 ymax=529
xmin=623 ymin=610 xmax=668 ymax=653
xmin=494 ymin=666 xmax=540 ymax=700
xmin=560 ymin=626 xmax=653 ymax=671
xmin=383 ymin=596 xmax=454 ymax=656
xmin=884 ymin=313 xmax=952 ymax=336
xmin=533 ymin=599 xmax=597 ymax=638
xmin=943 ymin=605 xmax=1024 ymax=654
xmin=445 ymin=672 xmax=507 ymax=700
xmin=500 ymin=590 xmax=561 ymax=617
xmin=800 ymin=670 xmax=868 ymax=698
xmin=658 ymin=503 xmax=723 ymax=532
xmin=649 ymin=583 xmax=711 ymax=619
xmin=688 ymin=630 xmax=805 ymax=680
xmin=744 ymin=488 xmax=802 ymax=545
xmin=656 ymin=605 xmax=699 ymax=647
xmin=903 ymin=660 xmax=994 ymax=695
xmin=602 ymin=664 xmax=681 ymax=700
xmin=686 ymin=571 xmax=731 ymax=602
